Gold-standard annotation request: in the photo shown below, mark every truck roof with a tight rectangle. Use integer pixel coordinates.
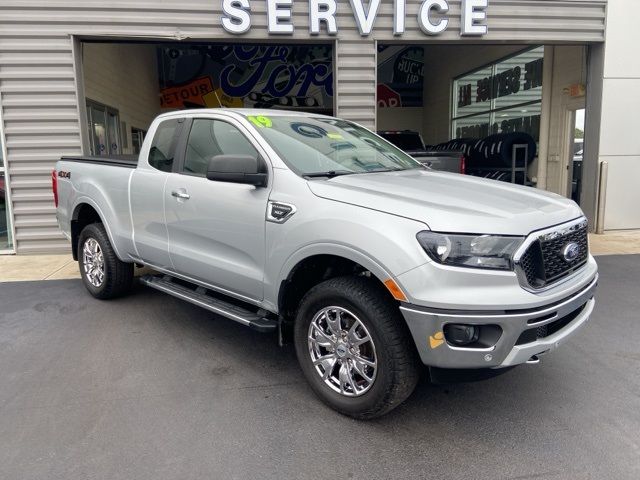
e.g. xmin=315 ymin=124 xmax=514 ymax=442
xmin=156 ymin=108 xmax=335 ymax=120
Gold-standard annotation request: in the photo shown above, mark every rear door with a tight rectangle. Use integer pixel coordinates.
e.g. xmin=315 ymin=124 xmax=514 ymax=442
xmin=130 ymin=117 xmax=185 ymax=269
xmin=164 ymin=116 xmax=271 ymax=302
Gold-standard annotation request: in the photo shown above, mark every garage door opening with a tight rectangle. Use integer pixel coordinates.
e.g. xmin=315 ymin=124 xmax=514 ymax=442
xmin=376 ymin=43 xmax=591 ymax=208
xmin=80 ymin=41 xmax=334 ymax=156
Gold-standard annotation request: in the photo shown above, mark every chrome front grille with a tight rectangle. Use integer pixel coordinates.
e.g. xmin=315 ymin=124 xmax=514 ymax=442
xmin=516 ymin=219 xmax=589 ymax=290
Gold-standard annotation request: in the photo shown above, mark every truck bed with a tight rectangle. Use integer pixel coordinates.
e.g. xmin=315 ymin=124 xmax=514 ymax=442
xmin=56 ymin=155 xmax=138 ymax=259
xmin=60 ymin=155 xmax=138 ymax=168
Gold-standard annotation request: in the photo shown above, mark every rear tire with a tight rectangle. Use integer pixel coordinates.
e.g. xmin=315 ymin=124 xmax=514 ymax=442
xmin=78 ymin=223 xmax=133 ymax=299
xmin=294 ymin=275 xmax=420 ymax=419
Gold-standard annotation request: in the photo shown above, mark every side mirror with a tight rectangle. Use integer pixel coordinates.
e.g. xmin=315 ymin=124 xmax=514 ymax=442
xmin=206 ymin=155 xmax=267 ymax=187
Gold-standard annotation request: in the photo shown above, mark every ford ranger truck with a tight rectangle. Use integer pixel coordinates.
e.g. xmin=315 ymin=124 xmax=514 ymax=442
xmin=54 ymin=109 xmax=597 ymax=419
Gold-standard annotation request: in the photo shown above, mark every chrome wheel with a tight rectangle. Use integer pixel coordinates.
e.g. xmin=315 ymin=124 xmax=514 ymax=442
xmin=82 ymin=237 xmax=105 ymax=287
xmin=308 ymin=306 xmax=377 ymax=397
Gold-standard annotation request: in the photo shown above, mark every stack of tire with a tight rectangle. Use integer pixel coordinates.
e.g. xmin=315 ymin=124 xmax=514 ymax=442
xmin=426 ymin=138 xmax=476 ymax=157
xmin=429 ymin=132 xmax=536 ymax=185
xmin=465 ymin=132 xmax=536 ymax=169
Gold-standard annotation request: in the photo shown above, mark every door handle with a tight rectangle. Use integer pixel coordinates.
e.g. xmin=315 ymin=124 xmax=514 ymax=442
xmin=171 ymin=190 xmax=190 ymax=200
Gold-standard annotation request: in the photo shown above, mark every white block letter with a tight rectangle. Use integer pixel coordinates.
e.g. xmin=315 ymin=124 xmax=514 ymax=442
xmin=349 ymin=0 xmax=381 ymax=36
xmin=267 ymin=0 xmax=294 ymax=34
xmin=418 ymin=0 xmax=449 ymax=36
xmin=222 ymin=0 xmax=251 ymax=34
xmin=310 ymin=0 xmax=338 ymax=35
xmin=394 ymin=0 xmax=405 ymax=35
xmin=461 ymin=0 xmax=488 ymax=36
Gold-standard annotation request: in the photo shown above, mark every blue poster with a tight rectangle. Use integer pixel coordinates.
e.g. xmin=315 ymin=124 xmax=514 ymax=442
xmin=158 ymin=44 xmax=333 ymax=111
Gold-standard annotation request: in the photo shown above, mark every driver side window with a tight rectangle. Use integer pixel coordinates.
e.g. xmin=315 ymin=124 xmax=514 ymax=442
xmin=183 ymin=119 xmax=259 ymax=176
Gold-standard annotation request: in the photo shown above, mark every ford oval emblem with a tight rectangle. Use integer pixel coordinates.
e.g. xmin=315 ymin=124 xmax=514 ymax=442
xmin=562 ymin=242 xmax=580 ymax=262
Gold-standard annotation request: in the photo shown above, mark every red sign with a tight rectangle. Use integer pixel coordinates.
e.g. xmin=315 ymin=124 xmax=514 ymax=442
xmin=377 ymin=84 xmax=402 ymax=108
xmin=160 ymin=76 xmax=214 ymax=109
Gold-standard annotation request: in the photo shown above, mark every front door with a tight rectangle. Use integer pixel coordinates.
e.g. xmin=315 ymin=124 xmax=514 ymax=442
xmin=164 ymin=117 xmax=270 ymax=302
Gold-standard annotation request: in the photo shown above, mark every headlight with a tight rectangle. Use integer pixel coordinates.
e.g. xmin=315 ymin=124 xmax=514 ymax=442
xmin=416 ymin=231 xmax=524 ymax=270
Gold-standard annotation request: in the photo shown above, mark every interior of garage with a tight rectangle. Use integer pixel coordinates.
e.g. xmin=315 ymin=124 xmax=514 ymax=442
xmin=79 ymin=40 xmax=591 ymax=208
xmin=376 ymin=43 xmax=589 ymax=205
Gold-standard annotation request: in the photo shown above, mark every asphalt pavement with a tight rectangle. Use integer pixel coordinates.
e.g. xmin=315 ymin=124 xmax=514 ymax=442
xmin=1 ymin=255 xmax=639 ymax=479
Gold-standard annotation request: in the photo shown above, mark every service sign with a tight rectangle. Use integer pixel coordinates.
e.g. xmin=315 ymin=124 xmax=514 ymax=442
xmin=221 ymin=0 xmax=489 ymax=37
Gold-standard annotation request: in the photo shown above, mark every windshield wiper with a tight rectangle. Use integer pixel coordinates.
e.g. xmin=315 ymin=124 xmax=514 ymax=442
xmin=363 ymin=167 xmax=405 ymax=173
xmin=303 ymin=170 xmax=355 ymax=179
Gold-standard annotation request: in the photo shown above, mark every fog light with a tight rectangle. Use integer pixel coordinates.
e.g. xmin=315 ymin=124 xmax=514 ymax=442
xmin=444 ymin=324 xmax=479 ymax=346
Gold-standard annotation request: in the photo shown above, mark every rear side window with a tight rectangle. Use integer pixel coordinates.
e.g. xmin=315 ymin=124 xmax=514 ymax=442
xmin=183 ymin=119 xmax=259 ymax=176
xmin=148 ymin=119 xmax=181 ymax=172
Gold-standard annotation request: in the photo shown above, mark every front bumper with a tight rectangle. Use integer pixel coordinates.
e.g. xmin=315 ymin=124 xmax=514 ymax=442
xmin=400 ymin=274 xmax=597 ymax=369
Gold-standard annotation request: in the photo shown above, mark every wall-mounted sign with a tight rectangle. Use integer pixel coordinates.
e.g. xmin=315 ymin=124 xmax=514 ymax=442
xmin=564 ymin=83 xmax=586 ymax=97
xmin=457 ymin=56 xmax=543 ymax=108
xmin=158 ymin=44 xmax=333 ymax=110
xmin=161 ymin=76 xmax=215 ymax=109
xmin=452 ymin=46 xmax=544 ymax=141
xmin=221 ymin=0 xmax=488 ymax=37
xmin=377 ymin=45 xmax=424 ymax=108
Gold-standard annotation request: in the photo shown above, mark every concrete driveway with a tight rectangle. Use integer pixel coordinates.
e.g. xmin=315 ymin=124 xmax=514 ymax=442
xmin=1 ymin=255 xmax=638 ymax=480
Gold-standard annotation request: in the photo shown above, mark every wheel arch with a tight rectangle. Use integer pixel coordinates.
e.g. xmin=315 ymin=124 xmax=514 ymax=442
xmin=276 ymin=245 xmax=405 ymax=328
xmin=70 ymin=199 xmax=121 ymax=261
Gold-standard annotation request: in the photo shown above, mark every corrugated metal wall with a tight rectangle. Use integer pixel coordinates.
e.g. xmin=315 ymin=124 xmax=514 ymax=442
xmin=0 ymin=0 xmax=607 ymax=253
xmin=0 ymin=33 xmax=80 ymax=252
xmin=335 ymin=40 xmax=378 ymax=129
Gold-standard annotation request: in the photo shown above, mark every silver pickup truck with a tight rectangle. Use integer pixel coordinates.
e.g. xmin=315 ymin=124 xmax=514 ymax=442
xmin=54 ymin=109 xmax=597 ymax=418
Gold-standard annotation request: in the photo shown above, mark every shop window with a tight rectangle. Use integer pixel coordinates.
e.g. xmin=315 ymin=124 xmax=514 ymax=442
xmin=183 ymin=119 xmax=258 ymax=176
xmin=452 ymin=47 xmax=544 ymax=142
xmin=86 ymin=100 xmax=121 ymax=156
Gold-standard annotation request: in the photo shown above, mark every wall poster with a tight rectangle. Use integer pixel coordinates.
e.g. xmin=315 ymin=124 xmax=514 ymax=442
xmin=157 ymin=44 xmax=334 ymax=112
xmin=377 ymin=45 xmax=424 ymax=108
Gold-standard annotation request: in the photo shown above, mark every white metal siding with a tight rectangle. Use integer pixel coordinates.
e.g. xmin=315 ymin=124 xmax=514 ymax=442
xmin=0 ymin=33 xmax=80 ymax=253
xmin=335 ymin=39 xmax=378 ymax=129
xmin=0 ymin=0 xmax=606 ymax=253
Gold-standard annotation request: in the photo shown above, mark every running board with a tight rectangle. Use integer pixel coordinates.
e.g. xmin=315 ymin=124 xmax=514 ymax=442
xmin=139 ymin=274 xmax=277 ymax=333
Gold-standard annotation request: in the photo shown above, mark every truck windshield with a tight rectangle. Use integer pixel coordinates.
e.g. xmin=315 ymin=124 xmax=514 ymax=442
xmin=244 ymin=115 xmax=423 ymax=177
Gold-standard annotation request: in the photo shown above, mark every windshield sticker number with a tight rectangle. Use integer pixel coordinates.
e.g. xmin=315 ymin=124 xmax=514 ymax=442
xmin=327 ymin=132 xmax=343 ymax=139
xmin=248 ymin=115 xmax=272 ymax=128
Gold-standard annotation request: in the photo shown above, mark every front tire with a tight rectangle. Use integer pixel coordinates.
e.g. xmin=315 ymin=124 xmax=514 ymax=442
xmin=294 ymin=276 xmax=420 ymax=419
xmin=78 ymin=223 xmax=133 ymax=299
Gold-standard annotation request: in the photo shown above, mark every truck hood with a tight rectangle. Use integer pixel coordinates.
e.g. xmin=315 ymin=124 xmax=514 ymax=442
xmin=307 ymin=169 xmax=583 ymax=235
